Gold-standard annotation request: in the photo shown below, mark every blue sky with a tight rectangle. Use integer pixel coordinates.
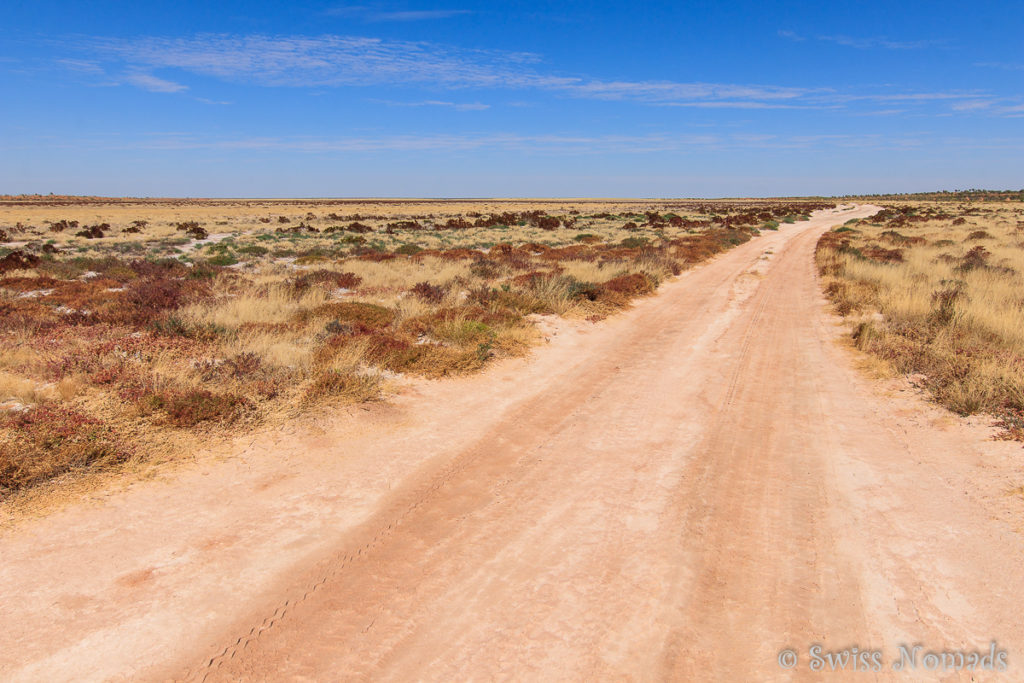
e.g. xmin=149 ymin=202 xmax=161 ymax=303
xmin=1 ymin=0 xmax=1022 ymax=197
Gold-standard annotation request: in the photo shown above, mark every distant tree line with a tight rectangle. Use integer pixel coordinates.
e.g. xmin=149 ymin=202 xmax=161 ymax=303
xmin=840 ymin=189 xmax=1024 ymax=202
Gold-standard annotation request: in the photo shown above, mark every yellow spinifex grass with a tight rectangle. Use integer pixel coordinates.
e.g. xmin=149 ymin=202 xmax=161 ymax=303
xmin=818 ymin=201 xmax=1024 ymax=419
xmin=2 ymin=197 xmax=833 ymax=496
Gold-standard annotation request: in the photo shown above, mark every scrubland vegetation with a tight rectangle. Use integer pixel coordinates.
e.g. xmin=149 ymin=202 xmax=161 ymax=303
xmin=0 ymin=198 xmax=830 ymax=495
xmin=845 ymin=189 xmax=1024 ymax=203
xmin=817 ymin=200 xmax=1024 ymax=436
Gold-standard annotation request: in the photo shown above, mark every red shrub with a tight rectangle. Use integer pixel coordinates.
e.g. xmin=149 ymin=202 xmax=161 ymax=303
xmin=410 ymin=281 xmax=447 ymax=303
xmin=0 ymin=405 xmax=131 ymax=491
xmin=0 ymin=250 xmax=41 ymax=273
xmin=489 ymin=243 xmax=516 ymax=256
xmin=298 ymin=301 xmax=394 ymax=328
xmin=861 ymin=246 xmax=904 ymax=263
xmin=75 ymin=224 xmax=109 ymax=239
xmin=293 ymin=270 xmax=362 ymax=291
xmin=356 ymin=251 xmax=396 ymax=262
xmin=602 ymin=273 xmax=656 ymax=297
xmin=157 ymin=390 xmax=253 ymax=427
xmin=511 ymin=270 xmax=553 ymax=287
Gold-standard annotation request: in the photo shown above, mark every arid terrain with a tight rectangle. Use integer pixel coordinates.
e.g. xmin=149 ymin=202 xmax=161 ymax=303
xmin=0 ymin=197 xmax=830 ymax=501
xmin=2 ymin=199 xmax=1024 ymax=680
xmin=818 ymin=200 xmax=1024 ymax=432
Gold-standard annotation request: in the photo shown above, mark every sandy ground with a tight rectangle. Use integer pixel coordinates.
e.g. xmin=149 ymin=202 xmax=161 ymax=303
xmin=3 ymin=205 xmax=1024 ymax=681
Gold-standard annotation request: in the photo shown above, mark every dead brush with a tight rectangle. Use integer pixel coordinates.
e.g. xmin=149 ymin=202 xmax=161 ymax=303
xmin=224 ymin=351 xmax=261 ymax=377
xmin=0 ymin=250 xmax=41 ymax=273
xmin=294 ymin=301 xmax=394 ymax=328
xmin=175 ymin=221 xmax=208 ymax=239
xmin=469 ymin=260 xmax=501 ymax=280
xmin=823 ymin=279 xmax=879 ymax=315
xmin=292 ymin=270 xmax=362 ymax=292
xmin=145 ymin=389 xmax=254 ymax=428
xmin=0 ymin=404 xmax=131 ymax=492
xmin=303 ymin=370 xmax=380 ymax=405
xmin=929 ymin=283 xmax=966 ymax=326
xmin=195 ymin=352 xmax=262 ymax=381
xmin=601 ymin=272 xmax=656 ymax=297
xmin=1 ymin=198 xmax=812 ymax=494
xmin=817 ymin=201 xmax=1024 ymax=426
xmin=47 ymin=219 xmax=79 ymax=232
xmin=362 ymin=333 xmax=485 ymax=378
xmin=75 ymin=223 xmax=109 ymax=239
xmin=410 ymin=281 xmax=447 ymax=303
xmin=860 ymin=246 xmax=904 ymax=263
xmin=956 ymin=246 xmax=990 ymax=272
xmin=993 ymin=409 xmax=1024 ymax=441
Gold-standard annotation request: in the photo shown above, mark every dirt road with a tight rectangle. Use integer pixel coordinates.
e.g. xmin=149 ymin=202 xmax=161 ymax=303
xmin=4 ymin=205 xmax=1024 ymax=681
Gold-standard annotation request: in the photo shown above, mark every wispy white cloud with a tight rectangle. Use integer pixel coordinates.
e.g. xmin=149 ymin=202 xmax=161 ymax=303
xmin=827 ymin=91 xmax=981 ymax=103
xmin=12 ymin=129 xmax=1024 ymax=155
xmin=952 ymin=99 xmax=998 ymax=111
xmin=851 ymin=109 xmax=907 ymax=117
xmin=121 ymin=130 xmax=964 ymax=154
xmin=121 ymin=72 xmax=188 ymax=93
xmin=368 ymin=10 xmax=472 ymax=21
xmin=54 ymin=58 xmax=104 ymax=74
xmin=974 ymin=61 xmax=1024 ymax=71
xmin=559 ymin=80 xmax=815 ymax=103
xmin=656 ymin=101 xmax=828 ymax=110
xmin=137 ymin=132 xmax=692 ymax=153
xmin=779 ymin=30 xmax=939 ymax=50
xmin=74 ymin=33 xmax=823 ymax=108
xmin=322 ymin=4 xmax=368 ymax=17
xmin=372 ymin=98 xmax=490 ymax=110
xmin=949 ymin=98 xmax=1024 ymax=117
xmin=62 ymin=33 xmax=986 ymax=113
xmin=84 ymin=34 xmax=552 ymax=89
xmin=323 ymin=5 xmax=471 ymax=21
xmin=817 ymin=35 xmax=938 ymax=50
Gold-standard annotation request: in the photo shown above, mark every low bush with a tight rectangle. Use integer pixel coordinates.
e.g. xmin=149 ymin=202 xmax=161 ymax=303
xmin=297 ymin=301 xmax=394 ymax=328
xmin=175 ymin=221 xmax=208 ymax=240
xmin=0 ymin=250 xmax=41 ymax=273
xmin=410 ymin=281 xmax=447 ymax=303
xmin=0 ymin=405 xmax=131 ymax=491
xmin=817 ymin=203 xmax=1024 ymax=427
xmin=0 ymin=198 xmax=833 ymax=493
xmin=154 ymin=389 xmax=253 ymax=427
xmin=303 ymin=370 xmax=380 ymax=405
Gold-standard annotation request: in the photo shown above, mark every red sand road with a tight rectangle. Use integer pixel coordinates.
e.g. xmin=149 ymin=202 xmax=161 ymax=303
xmin=3 ymin=205 xmax=1024 ymax=681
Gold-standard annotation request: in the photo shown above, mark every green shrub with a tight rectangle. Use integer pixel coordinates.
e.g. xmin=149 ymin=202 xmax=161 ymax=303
xmin=620 ymin=236 xmax=648 ymax=249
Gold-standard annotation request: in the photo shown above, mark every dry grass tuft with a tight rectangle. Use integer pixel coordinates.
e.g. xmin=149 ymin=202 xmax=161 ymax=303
xmin=818 ymin=200 xmax=1024 ymax=429
xmin=0 ymin=196 xmax=832 ymax=495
